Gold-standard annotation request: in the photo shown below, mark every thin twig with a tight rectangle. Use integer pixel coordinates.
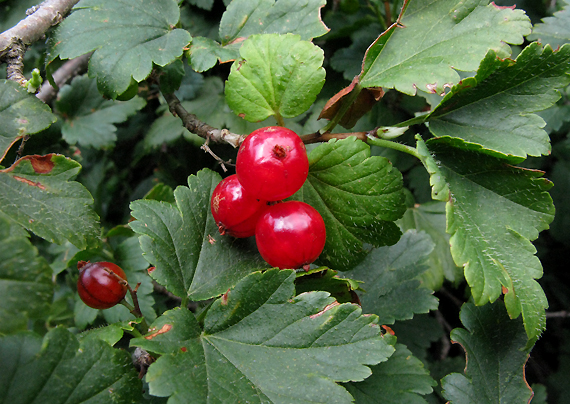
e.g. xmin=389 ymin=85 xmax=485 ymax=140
xmin=434 ymin=310 xmax=453 ymax=360
xmin=162 ymin=92 xmax=245 ymax=148
xmin=37 ymin=52 xmax=91 ymax=103
xmin=546 ymin=310 xmax=570 ymax=318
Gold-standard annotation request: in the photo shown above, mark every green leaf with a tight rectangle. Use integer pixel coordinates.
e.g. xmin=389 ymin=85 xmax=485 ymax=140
xmin=48 ymin=0 xmax=191 ymax=98
xmin=0 ymin=80 xmax=56 ymax=162
xmin=225 ymin=33 xmax=325 ymax=122
xmin=292 ymin=137 xmax=406 ymax=271
xmin=399 ymin=202 xmax=463 ymax=290
xmin=55 ymin=75 xmax=146 ymax=148
xmin=426 ymin=139 xmax=554 ymax=340
xmin=441 ymin=301 xmax=534 ymax=404
xmin=528 ymin=4 xmax=570 ymax=49
xmin=219 ymin=0 xmax=329 ymax=45
xmin=344 ymin=230 xmax=439 ymax=324
xmin=143 ymin=183 xmax=176 ymax=204
xmin=424 ymin=44 xmax=570 ymax=161
xmin=187 ymin=36 xmax=240 ymax=72
xmin=359 ymin=0 xmax=531 ymax=95
xmin=295 ymin=267 xmax=362 ymax=303
xmin=132 ymin=269 xmax=395 ymax=404
xmin=129 ymin=169 xmax=265 ymax=300
xmin=143 ymin=114 xmax=189 ymax=152
xmin=0 ymin=216 xmax=53 ymax=334
xmin=344 ymin=341 xmax=436 ymax=403
xmin=0 ymin=327 xmax=142 ymax=404
xmin=0 ymin=154 xmax=101 ymax=249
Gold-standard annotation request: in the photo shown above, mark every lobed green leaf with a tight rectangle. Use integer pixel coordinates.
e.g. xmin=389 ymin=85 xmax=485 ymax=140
xmin=132 ymin=269 xmax=394 ymax=404
xmin=0 ymin=154 xmax=101 ymax=249
xmin=344 ymin=340 xmax=436 ymax=403
xmin=441 ymin=301 xmax=535 ymax=403
xmin=528 ymin=4 xmax=570 ymax=49
xmin=423 ymin=43 xmax=570 ymax=161
xmin=425 ymin=140 xmax=554 ymax=340
xmin=359 ymin=0 xmax=531 ymax=95
xmin=0 ymin=80 xmax=56 ymax=162
xmin=0 ymin=216 xmax=53 ymax=334
xmin=225 ymin=33 xmax=325 ymax=122
xmin=344 ymin=230 xmax=439 ymax=324
xmin=48 ymin=0 xmax=191 ymax=98
xmin=129 ymin=169 xmax=265 ymax=300
xmin=55 ymin=75 xmax=146 ymax=149
xmin=293 ymin=137 xmax=406 ymax=271
xmin=0 ymin=327 xmax=141 ymax=404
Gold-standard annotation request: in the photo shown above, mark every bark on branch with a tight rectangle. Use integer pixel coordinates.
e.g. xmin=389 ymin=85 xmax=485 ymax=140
xmin=163 ymin=92 xmax=246 ymax=148
xmin=0 ymin=0 xmax=80 ymax=85
xmin=0 ymin=0 xmax=79 ymax=58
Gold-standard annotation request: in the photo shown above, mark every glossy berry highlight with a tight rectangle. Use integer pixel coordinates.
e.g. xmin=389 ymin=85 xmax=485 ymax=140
xmin=77 ymin=261 xmax=128 ymax=309
xmin=255 ymin=201 xmax=326 ymax=269
xmin=211 ymin=174 xmax=268 ymax=238
xmin=236 ymin=126 xmax=309 ymax=201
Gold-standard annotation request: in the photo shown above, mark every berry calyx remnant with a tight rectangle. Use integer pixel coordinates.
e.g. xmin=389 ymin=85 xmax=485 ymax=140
xmin=236 ymin=126 xmax=309 ymax=201
xmin=255 ymin=201 xmax=326 ymax=269
xmin=77 ymin=261 xmax=128 ymax=309
xmin=211 ymin=174 xmax=268 ymax=238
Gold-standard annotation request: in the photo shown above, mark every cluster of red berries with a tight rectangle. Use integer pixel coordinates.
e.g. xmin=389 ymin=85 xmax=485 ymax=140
xmin=211 ymin=126 xmax=326 ymax=269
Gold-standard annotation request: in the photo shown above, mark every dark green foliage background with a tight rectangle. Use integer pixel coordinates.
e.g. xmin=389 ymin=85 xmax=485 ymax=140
xmin=1 ymin=0 xmax=570 ymax=403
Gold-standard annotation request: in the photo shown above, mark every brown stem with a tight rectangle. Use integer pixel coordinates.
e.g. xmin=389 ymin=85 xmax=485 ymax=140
xmin=5 ymin=39 xmax=26 ymax=85
xmin=37 ymin=52 xmax=91 ymax=103
xmin=384 ymin=1 xmax=392 ymax=26
xmin=300 ymin=131 xmax=368 ymax=144
xmin=163 ymin=92 xmax=245 ymax=148
xmin=546 ymin=310 xmax=570 ymax=318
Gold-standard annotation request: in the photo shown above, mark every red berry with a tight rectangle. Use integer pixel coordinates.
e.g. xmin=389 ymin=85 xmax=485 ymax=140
xmin=77 ymin=261 xmax=128 ymax=309
xmin=255 ymin=201 xmax=326 ymax=269
xmin=236 ymin=126 xmax=309 ymax=201
xmin=211 ymin=174 xmax=268 ymax=238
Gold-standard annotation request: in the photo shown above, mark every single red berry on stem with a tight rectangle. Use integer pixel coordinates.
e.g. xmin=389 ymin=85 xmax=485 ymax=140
xmin=211 ymin=174 xmax=268 ymax=238
xmin=255 ymin=201 xmax=326 ymax=269
xmin=236 ymin=126 xmax=309 ymax=201
xmin=77 ymin=261 xmax=128 ymax=309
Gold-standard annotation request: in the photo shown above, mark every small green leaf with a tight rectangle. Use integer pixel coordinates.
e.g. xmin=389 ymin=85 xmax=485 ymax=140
xmin=0 ymin=216 xmax=53 ymax=334
xmin=129 ymin=169 xmax=265 ymax=300
xmin=344 ymin=230 xmax=439 ymax=325
xmin=219 ymin=0 xmax=329 ymax=45
xmin=0 ymin=80 xmax=56 ymax=162
xmin=426 ymin=140 xmax=554 ymax=340
xmin=0 ymin=327 xmax=142 ymax=403
xmin=344 ymin=341 xmax=436 ymax=403
xmin=48 ymin=0 xmax=191 ymax=98
xmin=0 ymin=154 xmax=101 ymax=250
xmin=143 ymin=183 xmax=176 ymax=204
xmin=528 ymin=4 xmax=570 ymax=49
xmin=399 ymin=202 xmax=463 ymax=289
xmin=143 ymin=114 xmax=189 ymax=152
xmin=293 ymin=137 xmax=406 ymax=271
xmin=187 ymin=36 xmax=240 ymax=72
xmin=225 ymin=33 xmax=325 ymax=122
xmin=359 ymin=0 xmax=531 ymax=94
xmin=295 ymin=267 xmax=362 ymax=303
xmin=132 ymin=269 xmax=394 ymax=404
xmin=441 ymin=301 xmax=534 ymax=404
xmin=424 ymin=44 xmax=570 ymax=161
xmin=55 ymin=75 xmax=146 ymax=148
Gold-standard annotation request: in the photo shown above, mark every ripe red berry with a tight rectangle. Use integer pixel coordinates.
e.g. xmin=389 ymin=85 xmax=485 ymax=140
xmin=255 ymin=201 xmax=326 ymax=269
xmin=211 ymin=174 xmax=268 ymax=238
xmin=236 ymin=126 xmax=309 ymax=201
xmin=77 ymin=261 xmax=128 ymax=309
